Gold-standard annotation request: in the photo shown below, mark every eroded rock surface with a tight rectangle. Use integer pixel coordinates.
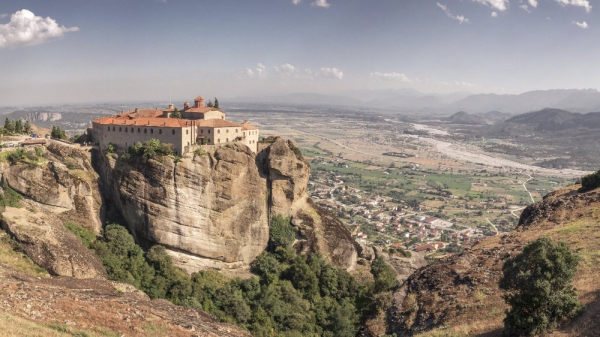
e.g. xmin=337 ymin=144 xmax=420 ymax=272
xmin=0 ymin=205 xmax=107 ymax=279
xmin=0 ymin=263 xmax=250 ymax=337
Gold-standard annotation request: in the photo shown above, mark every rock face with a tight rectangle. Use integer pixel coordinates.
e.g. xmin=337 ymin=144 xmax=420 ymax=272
xmin=0 ymin=263 xmax=250 ymax=337
xmin=373 ymin=246 xmax=427 ymax=284
xmin=97 ymin=139 xmax=357 ymax=273
xmin=2 ymin=143 xmax=103 ymax=233
xmin=0 ymin=205 xmax=107 ymax=279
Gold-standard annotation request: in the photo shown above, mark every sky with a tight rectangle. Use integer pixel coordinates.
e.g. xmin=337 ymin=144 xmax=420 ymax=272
xmin=0 ymin=0 xmax=598 ymax=105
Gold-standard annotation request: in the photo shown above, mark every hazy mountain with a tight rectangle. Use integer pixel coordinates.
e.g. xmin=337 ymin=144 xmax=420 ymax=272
xmin=505 ymin=108 xmax=600 ymax=131
xmin=447 ymin=111 xmax=489 ymax=125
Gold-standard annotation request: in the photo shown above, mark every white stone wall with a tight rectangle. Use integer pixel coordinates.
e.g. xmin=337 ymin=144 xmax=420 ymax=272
xmin=242 ymin=129 xmax=259 ymax=153
xmin=93 ymin=122 xmax=193 ymax=155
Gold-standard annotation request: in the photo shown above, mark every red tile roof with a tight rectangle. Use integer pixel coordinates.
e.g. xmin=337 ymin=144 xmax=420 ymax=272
xmin=93 ymin=116 xmax=194 ymax=128
xmin=183 ymin=107 xmax=221 ymax=113
xmin=194 ymin=96 xmax=204 ymax=101
xmin=196 ymin=119 xmax=241 ymax=128
xmin=23 ymin=139 xmax=46 ymax=145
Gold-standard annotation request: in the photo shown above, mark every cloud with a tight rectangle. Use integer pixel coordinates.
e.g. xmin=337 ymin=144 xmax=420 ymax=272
xmin=573 ymin=20 xmax=589 ymax=28
xmin=454 ymin=81 xmax=477 ymax=88
xmin=471 ymin=0 xmax=509 ymax=11
xmin=292 ymin=0 xmax=301 ymax=4
xmin=0 ymin=9 xmax=78 ymax=49
xmin=246 ymin=63 xmax=267 ymax=79
xmin=528 ymin=0 xmax=538 ymax=7
xmin=319 ymin=67 xmax=343 ymax=79
xmin=311 ymin=0 xmax=331 ymax=8
xmin=274 ymin=63 xmax=298 ymax=76
xmin=437 ymin=3 xmax=469 ymax=24
xmin=491 ymin=11 xmax=498 ymax=17
xmin=0 ymin=14 xmax=8 ymax=19
xmin=370 ymin=72 xmax=412 ymax=82
xmin=555 ymin=0 xmax=591 ymax=12
xmin=520 ymin=4 xmax=532 ymax=12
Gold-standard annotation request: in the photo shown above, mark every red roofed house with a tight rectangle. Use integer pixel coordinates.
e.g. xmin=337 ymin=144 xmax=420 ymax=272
xmin=91 ymin=95 xmax=259 ymax=155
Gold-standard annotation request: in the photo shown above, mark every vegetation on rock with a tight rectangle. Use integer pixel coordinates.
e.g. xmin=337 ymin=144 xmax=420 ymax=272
xmin=499 ymin=237 xmax=583 ymax=336
xmin=51 ymin=125 xmax=68 ymax=140
xmin=579 ymin=169 xmax=600 ymax=192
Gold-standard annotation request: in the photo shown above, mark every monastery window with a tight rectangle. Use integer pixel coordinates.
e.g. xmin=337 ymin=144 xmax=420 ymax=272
xmin=236 ymin=129 xmax=238 ymax=133
xmin=186 ymin=130 xmax=189 ymax=135
xmin=138 ymin=128 xmax=140 ymax=133
xmin=113 ymin=127 xmax=115 ymax=131
xmin=119 ymin=127 xmax=122 ymax=132
xmin=226 ymin=129 xmax=229 ymax=133
xmin=208 ymin=130 xmax=211 ymax=134
xmin=131 ymin=128 xmax=134 ymax=132
xmin=144 ymin=129 xmax=147 ymax=133
xmin=218 ymin=129 xmax=220 ymax=134
xmin=159 ymin=129 xmax=162 ymax=134
xmin=200 ymin=129 xmax=203 ymax=134
xmin=107 ymin=126 xmax=110 ymax=131
xmin=151 ymin=129 xmax=154 ymax=134
xmin=218 ymin=138 xmax=220 ymax=143
xmin=226 ymin=138 xmax=229 ymax=142
xmin=243 ymin=132 xmax=245 ymax=136
xmin=172 ymin=130 xmax=175 ymax=135
xmin=125 ymin=128 xmax=128 ymax=133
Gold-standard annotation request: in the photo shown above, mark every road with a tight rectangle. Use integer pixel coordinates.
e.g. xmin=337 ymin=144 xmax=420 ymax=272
xmin=483 ymin=216 xmax=499 ymax=235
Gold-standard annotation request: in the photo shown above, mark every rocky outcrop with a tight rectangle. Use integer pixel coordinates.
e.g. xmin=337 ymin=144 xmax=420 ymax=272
xmin=97 ymin=138 xmax=357 ymax=273
xmin=257 ymin=138 xmax=357 ymax=270
xmin=373 ymin=246 xmax=427 ymax=284
xmin=0 ymin=263 xmax=250 ymax=337
xmin=0 ymin=205 xmax=107 ymax=279
xmin=99 ymin=143 xmax=270 ymax=273
xmin=2 ymin=143 xmax=103 ymax=233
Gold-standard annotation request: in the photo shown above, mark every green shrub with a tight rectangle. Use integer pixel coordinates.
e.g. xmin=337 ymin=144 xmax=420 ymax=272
xmin=193 ymin=148 xmax=207 ymax=157
xmin=63 ymin=221 xmax=96 ymax=248
xmin=0 ymin=183 xmax=22 ymax=208
xmin=580 ymin=169 xmax=600 ymax=192
xmin=269 ymin=214 xmax=296 ymax=250
xmin=106 ymin=143 xmax=116 ymax=153
xmin=499 ymin=237 xmax=583 ymax=336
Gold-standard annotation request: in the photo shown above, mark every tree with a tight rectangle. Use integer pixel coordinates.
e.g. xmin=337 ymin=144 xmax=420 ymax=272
xmin=269 ymin=214 xmax=296 ymax=251
xmin=51 ymin=125 xmax=67 ymax=139
xmin=207 ymin=99 xmax=214 ymax=107
xmin=171 ymin=108 xmax=181 ymax=119
xmin=4 ymin=118 xmax=14 ymax=134
xmin=14 ymin=119 xmax=22 ymax=134
xmin=499 ymin=237 xmax=583 ymax=336
xmin=214 ymin=97 xmax=219 ymax=109
xmin=24 ymin=120 xmax=32 ymax=134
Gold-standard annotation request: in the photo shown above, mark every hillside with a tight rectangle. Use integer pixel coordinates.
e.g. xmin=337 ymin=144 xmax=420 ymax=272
xmin=384 ymin=185 xmax=600 ymax=336
xmin=447 ymin=111 xmax=489 ymax=125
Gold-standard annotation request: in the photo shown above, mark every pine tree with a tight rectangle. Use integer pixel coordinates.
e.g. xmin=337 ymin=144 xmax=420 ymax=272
xmin=171 ymin=108 xmax=181 ymax=119
xmin=15 ymin=119 xmax=22 ymax=134
xmin=214 ymin=97 xmax=219 ymax=109
xmin=4 ymin=118 xmax=14 ymax=134
xmin=207 ymin=99 xmax=214 ymax=108
xmin=24 ymin=120 xmax=32 ymax=134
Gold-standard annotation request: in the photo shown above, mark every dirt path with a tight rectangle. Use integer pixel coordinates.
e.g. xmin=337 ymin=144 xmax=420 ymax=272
xmin=483 ymin=216 xmax=499 ymax=235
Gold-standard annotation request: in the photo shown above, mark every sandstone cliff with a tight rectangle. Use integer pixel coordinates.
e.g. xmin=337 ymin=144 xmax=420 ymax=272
xmin=385 ymin=186 xmax=600 ymax=337
xmin=2 ymin=143 xmax=103 ymax=233
xmin=97 ymin=138 xmax=357 ymax=273
xmin=0 ymin=204 xmax=107 ymax=279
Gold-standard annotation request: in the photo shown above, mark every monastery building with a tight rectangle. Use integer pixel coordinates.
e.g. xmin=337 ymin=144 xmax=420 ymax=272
xmin=91 ymin=96 xmax=259 ymax=155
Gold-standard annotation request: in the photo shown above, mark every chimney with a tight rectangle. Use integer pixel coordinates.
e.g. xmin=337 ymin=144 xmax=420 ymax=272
xmin=184 ymin=101 xmax=189 ymax=109
xmin=168 ymin=104 xmax=174 ymax=109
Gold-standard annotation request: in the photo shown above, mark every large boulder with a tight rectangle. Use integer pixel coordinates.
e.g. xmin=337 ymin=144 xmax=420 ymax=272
xmin=0 ymin=205 xmax=107 ymax=279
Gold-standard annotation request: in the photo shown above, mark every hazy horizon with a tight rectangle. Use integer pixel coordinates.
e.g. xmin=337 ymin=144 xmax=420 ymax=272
xmin=1 ymin=0 xmax=598 ymax=105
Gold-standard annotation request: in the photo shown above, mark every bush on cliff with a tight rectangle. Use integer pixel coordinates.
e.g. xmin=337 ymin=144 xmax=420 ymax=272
xmin=269 ymin=214 xmax=296 ymax=251
xmin=125 ymin=139 xmax=174 ymax=160
xmin=499 ymin=237 xmax=583 ymax=336
xmin=579 ymin=169 xmax=600 ymax=192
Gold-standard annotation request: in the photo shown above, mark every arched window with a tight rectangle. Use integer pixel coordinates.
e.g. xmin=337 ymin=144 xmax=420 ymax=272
xmin=186 ymin=130 xmax=189 ymax=135
xmin=159 ymin=129 xmax=162 ymax=134
xmin=172 ymin=130 xmax=175 ymax=135
xmin=226 ymin=129 xmax=229 ymax=133
xmin=113 ymin=127 xmax=115 ymax=131
xmin=151 ymin=129 xmax=154 ymax=134
xmin=236 ymin=129 xmax=238 ymax=133
xmin=119 ymin=127 xmax=122 ymax=132
xmin=125 ymin=128 xmax=128 ymax=133
xmin=138 ymin=128 xmax=140 ymax=133
xmin=131 ymin=128 xmax=134 ymax=132
xmin=144 ymin=128 xmax=147 ymax=133
xmin=226 ymin=138 xmax=229 ymax=142
xmin=107 ymin=126 xmax=110 ymax=131
xmin=218 ymin=129 xmax=220 ymax=134
xmin=201 ymin=129 xmax=203 ymax=134
xmin=218 ymin=138 xmax=220 ymax=143
xmin=208 ymin=129 xmax=211 ymax=134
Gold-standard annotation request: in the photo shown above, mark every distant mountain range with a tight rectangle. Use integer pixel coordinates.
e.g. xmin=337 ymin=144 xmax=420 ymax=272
xmin=231 ymin=88 xmax=600 ymax=114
